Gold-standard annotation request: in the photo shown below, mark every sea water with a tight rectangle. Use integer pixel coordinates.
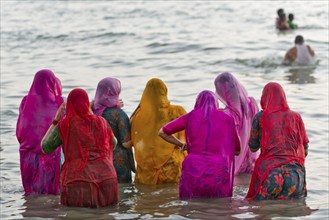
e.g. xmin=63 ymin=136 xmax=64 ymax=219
xmin=1 ymin=1 xmax=328 ymax=219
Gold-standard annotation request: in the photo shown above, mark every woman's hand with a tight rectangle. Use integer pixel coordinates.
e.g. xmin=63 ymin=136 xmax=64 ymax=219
xmin=54 ymin=102 xmax=66 ymax=122
xmin=119 ymin=99 xmax=124 ymax=107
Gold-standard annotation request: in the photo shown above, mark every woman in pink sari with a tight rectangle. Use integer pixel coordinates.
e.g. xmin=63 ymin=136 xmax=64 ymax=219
xmin=159 ymin=90 xmax=240 ymax=199
xmin=214 ymin=72 xmax=259 ymax=175
xmin=16 ymin=69 xmax=64 ymax=195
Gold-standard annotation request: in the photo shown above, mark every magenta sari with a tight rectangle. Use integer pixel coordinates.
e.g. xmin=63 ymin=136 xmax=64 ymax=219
xmin=214 ymin=72 xmax=259 ymax=175
xmin=16 ymin=69 xmax=64 ymax=195
xmin=163 ymin=91 xmax=240 ymax=199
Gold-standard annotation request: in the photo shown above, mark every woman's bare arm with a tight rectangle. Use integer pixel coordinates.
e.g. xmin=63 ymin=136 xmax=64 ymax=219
xmin=158 ymin=128 xmax=185 ymax=149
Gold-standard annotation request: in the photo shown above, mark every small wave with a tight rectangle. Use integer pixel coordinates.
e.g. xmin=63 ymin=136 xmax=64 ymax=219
xmin=297 ymin=25 xmax=327 ymax=30
xmin=146 ymin=42 xmax=202 ymax=54
xmin=88 ymin=32 xmax=136 ymax=39
xmin=36 ymin=34 xmax=69 ymax=41
xmin=233 ymin=57 xmax=283 ymax=69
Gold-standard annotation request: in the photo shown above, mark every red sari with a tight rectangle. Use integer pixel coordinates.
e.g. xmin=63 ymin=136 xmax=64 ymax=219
xmin=246 ymin=82 xmax=309 ymax=200
xmin=58 ymin=88 xmax=118 ymax=207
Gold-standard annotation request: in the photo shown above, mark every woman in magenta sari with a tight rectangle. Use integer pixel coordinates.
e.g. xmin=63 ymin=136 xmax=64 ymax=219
xmin=16 ymin=69 xmax=64 ymax=195
xmin=246 ymin=82 xmax=308 ymax=200
xmin=159 ymin=90 xmax=240 ymax=199
xmin=214 ymin=72 xmax=259 ymax=175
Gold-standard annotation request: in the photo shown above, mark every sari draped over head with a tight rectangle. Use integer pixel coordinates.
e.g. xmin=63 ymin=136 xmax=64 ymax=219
xmin=163 ymin=90 xmax=240 ymax=198
xmin=214 ymin=72 xmax=259 ymax=175
xmin=246 ymin=82 xmax=309 ymax=199
xmin=58 ymin=88 xmax=117 ymax=185
xmin=92 ymin=77 xmax=135 ymax=182
xmin=93 ymin=77 xmax=122 ymax=116
xmin=131 ymin=78 xmax=186 ymax=184
xmin=16 ymin=69 xmax=64 ymax=195
xmin=58 ymin=88 xmax=118 ymax=207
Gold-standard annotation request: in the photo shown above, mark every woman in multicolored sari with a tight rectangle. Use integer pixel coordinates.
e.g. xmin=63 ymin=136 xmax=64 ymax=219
xmin=131 ymin=78 xmax=187 ymax=184
xmin=246 ymin=82 xmax=309 ymax=200
xmin=16 ymin=69 xmax=64 ymax=195
xmin=159 ymin=90 xmax=240 ymax=199
xmin=42 ymin=88 xmax=118 ymax=207
xmin=92 ymin=77 xmax=135 ymax=183
xmin=214 ymin=72 xmax=259 ymax=175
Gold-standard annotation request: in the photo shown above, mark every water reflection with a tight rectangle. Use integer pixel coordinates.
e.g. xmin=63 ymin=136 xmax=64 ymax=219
xmin=21 ymin=194 xmax=120 ymax=220
xmin=17 ymin=180 xmax=318 ymax=220
xmin=21 ymin=195 xmax=63 ymax=219
xmin=245 ymin=198 xmax=318 ymax=219
xmin=121 ymin=183 xmax=184 ymax=218
xmin=285 ymin=66 xmax=316 ymax=84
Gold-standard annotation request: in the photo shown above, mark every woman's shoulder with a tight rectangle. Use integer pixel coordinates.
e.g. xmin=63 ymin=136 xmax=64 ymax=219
xmin=288 ymin=110 xmax=302 ymax=119
xmin=103 ymin=107 xmax=128 ymax=115
xmin=216 ymin=109 xmax=235 ymax=122
xmin=253 ymin=111 xmax=263 ymax=119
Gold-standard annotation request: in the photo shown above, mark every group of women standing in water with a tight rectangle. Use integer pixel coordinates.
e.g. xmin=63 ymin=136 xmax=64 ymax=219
xmin=16 ymin=69 xmax=309 ymax=208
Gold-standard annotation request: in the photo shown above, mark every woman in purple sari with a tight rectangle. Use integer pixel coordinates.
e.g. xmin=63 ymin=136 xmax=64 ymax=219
xmin=214 ymin=72 xmax=259 ymax=175
xmin=92 ymin=77 xmax=135 ymax=183
xmin=159 ymin=90 xmax=240 ymax=199
xmin=16 ymin=69 xmax=64 ymax=195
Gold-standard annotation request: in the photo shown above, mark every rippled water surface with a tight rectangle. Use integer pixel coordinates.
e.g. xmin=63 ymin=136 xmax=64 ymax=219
xmin=1 ymin=1 xmax=328 ymax=219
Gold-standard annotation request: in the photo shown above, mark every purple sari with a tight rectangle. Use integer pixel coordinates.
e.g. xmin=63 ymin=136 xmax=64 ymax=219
xmin=163 ymin=91 xmax=240 ymax=199
xmin=214 ymin=72 xmax=259 ymax=175
xmin=16 ymin=69 xmax=63 ymax=195
xmin=93 ymin=77 xmax=121 ymax=116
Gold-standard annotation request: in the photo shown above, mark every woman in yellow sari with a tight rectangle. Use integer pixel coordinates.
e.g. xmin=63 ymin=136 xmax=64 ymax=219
xmin=131 ymin=78 xmax=187 ymax=184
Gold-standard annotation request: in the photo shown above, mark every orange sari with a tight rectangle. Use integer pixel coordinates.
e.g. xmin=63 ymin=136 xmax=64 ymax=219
xmin=131 ymin=78 xmax=186 ymax=184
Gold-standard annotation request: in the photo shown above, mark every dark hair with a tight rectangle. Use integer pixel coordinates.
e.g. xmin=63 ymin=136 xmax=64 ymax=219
xmin=277 ymin=8 xmax=284 ymax=16
xmin=295 ymin=35 xmax=304 ymax=44
xmin=288 ymin=13 xmax=294 ymax=20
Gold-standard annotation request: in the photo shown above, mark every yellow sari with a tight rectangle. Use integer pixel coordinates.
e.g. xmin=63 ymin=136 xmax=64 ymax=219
xmin=131 ymin=78 xmax=186 ymax=184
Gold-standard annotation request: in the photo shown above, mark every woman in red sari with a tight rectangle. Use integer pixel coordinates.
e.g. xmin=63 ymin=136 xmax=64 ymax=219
xmin=42 ymin=88 xmax=118 ymax=207
xmin=246 ymin=82 xmax=309 ymax=200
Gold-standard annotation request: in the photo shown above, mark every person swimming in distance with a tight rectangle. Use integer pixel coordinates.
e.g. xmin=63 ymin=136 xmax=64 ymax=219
xmin=284 ymin=35 xmax=315 ymax=65
xmin=288 ymin=13 xmax=298 ymax=29
xmin=276 ymin=9 xmax=290 ymax=30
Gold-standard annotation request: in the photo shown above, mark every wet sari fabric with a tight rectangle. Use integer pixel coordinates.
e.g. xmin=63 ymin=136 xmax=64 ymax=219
xmin=246 ymin=82 xmax=309 ymax=200
xmin=214 ymin=72 xmax=259 ymax=175
xmin=131 ymin=78 xmax=186 ymax=184
xmin=93 ymin=77 xmax=135 ymax=183
xmin=163 ymin=91 xmax=240 ymax=199
xmin=58 ymin=88 xmax=118 ymax=207
xmin=16 ymin=69 xmax=63 ymax=195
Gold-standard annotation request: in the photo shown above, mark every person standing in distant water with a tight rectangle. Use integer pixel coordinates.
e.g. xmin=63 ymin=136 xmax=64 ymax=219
xmin=284 ymin=35 xmax=315 ymax=65
xmin=131 ymin=78 xmax=187 ymax=185
xmin=214 ymin=72 xmax=259 ymax=175
xmin=16 ymin=69 xmax=64 ymax=195
xmin=287 ymin=13 xmax=298 ymax=29
xmin=276 ymin=9 xmax=290 ymax=30
xmin=246 ymin=82 xmax=309 ymax=200
xmin=92 ymin=77 xmax=136 ymax=183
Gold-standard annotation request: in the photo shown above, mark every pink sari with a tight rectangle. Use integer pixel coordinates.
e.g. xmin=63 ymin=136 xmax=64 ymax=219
xmin=163 ymin=91 xmax=240 ymax=199
xmin=215 ymin=72 xmax=259 ymax=175
xmin=16 ymin=69 xmax=63 ymax=195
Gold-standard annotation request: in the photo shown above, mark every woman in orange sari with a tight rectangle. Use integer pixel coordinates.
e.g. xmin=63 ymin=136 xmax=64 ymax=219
xmin=131 ymin=78 xmax=187 ymax=184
